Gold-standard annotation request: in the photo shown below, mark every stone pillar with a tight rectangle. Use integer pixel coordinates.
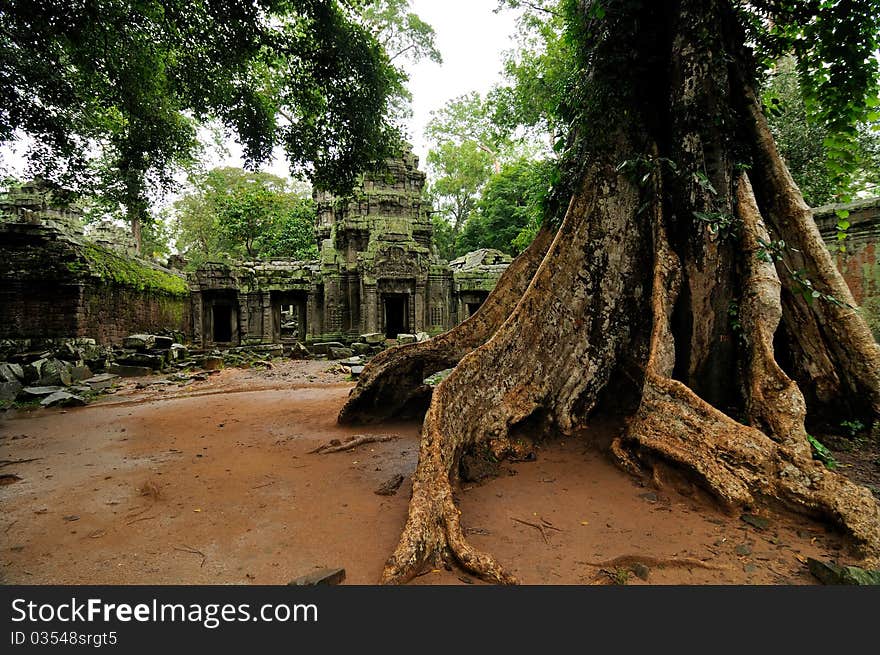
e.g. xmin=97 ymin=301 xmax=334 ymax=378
xmin=296 ymin=300 xmax=307 ymax=340
xmin=307 ymin=289 xmax=319 ymax=339
xmin=364 ymin=284 xmax=378 ymax=334
xmin=414 ymin=282 xmax=426 ymax=332
xmin=261 ymin=291 xmax=273 ymax=343
xmin=191 ymin=291 xmax=204 ymax=347
xmin=235 ymin=294 xmax=247 ymax=345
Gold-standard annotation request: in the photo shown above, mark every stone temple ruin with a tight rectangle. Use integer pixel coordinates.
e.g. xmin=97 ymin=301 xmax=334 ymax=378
xmin=189 ymin=150 xmax=512 ymax=348
xmin=1 ymin=154 xmax=879 ymax=367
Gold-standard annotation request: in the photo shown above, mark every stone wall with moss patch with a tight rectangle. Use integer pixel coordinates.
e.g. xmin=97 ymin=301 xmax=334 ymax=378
xmin=815 ymin=198 xmax=880 ymax=340
xmin=0 ymin=222 xmax=190 ymax=344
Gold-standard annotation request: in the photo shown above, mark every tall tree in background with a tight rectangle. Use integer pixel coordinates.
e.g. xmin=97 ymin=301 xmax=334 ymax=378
xmin=174 ymin=168 xmax=315 ymax=266
xmin=425 ymin=91 xmax=541 ymax=255
xmin=0 ymin=0 xmax=405 ymax=251
xmin=458 ymin=158 xmax=555 ymax=256
xmin=343 ymin=0 xmax=880 ymax=584
xmin=426 ymin=139 xmax=494 ymax=252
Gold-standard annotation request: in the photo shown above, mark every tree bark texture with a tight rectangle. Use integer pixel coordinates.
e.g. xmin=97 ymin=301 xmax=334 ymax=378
xmin=342 ymin=0 xmax=880 ymax=583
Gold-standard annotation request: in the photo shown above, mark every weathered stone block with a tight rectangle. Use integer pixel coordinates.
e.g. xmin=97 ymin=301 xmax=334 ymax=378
xmin=287 ymin=342 xmax=311 ymax=359
xmin=170 ymin=343 xmax=188 ymax=360
xmin=311 ymin=341 xmax=345 ymax=355
xmin=153 ymin=336 xmax=174 ymax=349
xmin=396 ymin=333 xmax=416 ymax=344
xmin=0 ymin=362 xmax=24 ymax=383
xmin=360 ymin=333 xmax=385 ymax=344
xmin=69 ymin=365 xmax=93 ymax=382
xmin=40 ymin=391 xmax=87 ymax=407
xmin=108 ymin=363 xmax=153 ymax=377
xmin=116 ymin=352 xmax=165 ymax=370
xmin=201 ymin=356 xmax=223 ymax=370
xmin=328 ymin=347 xmax=354 ymax=360
xmin=123 ymin=334 xmax=157 ymax=351
xmin=351 ymin=342 xmax=371 ymax=355
xmin=0 ymin=380 xmax=22 ymax=403
xmin=36 ymin=358 xmax=71 ymax=386
xmin=288 ymin=568 xmax=346 ymax=586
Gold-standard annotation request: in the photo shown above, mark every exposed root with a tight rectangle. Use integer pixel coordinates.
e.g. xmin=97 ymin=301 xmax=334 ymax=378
xmin=338 ymin=224 xmax=555 ymax=424
xmin=381 ymin=159 xmax=651 ymax=584
xmin=737 ymin=173 xmax=811 ymax=459
xmin=308 ymin=434 xmax=399 ymax=454
xmin=615 ymin=182 xmax=880 ymax=561
xmin=741 ymin=83 xmax=880 ymax=419
xmin=380 ymin=418 xmax=518 ymax=584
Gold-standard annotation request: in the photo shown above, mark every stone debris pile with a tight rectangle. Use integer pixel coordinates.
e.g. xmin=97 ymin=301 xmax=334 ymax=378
xmin=1 ymin=329 xmax=432 ymax=408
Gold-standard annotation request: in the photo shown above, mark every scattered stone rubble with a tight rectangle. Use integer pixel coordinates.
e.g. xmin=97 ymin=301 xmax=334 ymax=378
xmin=0 ymin=330 xmax=433 ymax=409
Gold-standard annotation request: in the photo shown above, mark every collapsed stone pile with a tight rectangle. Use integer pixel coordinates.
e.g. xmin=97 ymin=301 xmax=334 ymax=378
xmin=0 ymin=330 xmax=433 ymax=408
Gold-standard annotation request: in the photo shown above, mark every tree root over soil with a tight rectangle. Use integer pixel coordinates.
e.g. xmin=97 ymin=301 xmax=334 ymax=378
xmin=358 ymin=0 xmax=880 ymax=585
xmin=308 ymin=434 xmax=400 ymax=454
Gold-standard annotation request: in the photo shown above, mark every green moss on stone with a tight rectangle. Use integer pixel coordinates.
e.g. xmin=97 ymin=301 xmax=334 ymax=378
xmin=71 ymin=243 xmax=188 ymax=296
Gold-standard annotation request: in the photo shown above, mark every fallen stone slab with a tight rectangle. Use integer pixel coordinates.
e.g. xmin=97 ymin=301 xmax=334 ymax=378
xmin=396 ymin=333 xmax=416 ymax=344
xmin=360 ymin=333 xmax=385 ymax=344
xmin=108 ymin=364 xmax=154 ymax=378
xmin=83 ymin=373 xmax=119 ymax=385
xmin=20 ymin=385 xmax=65 ymax=397
xmin=311 ymin=341 xmax=345 ymax=355
xmin=423 ymin=368 xmax=454 ymax=387
xmin=327 ymin=347 xmax=354 ymax=360
xmin=123 ymin=334 xmax=157 ymax=351
xmin=40 ymin=391 xmax=87 ymax=408
xmin=288 ymin=568 xmax=346 ymax=586
xmin=341 ymin=356 xmax=364 ymax=366
xmin=350 ymin=365 xmax=365 ymax=377
xmin=374 ymin=474 xmax=404 ymax=496
xmin=808 ymin=558 xmax=880 ymax=585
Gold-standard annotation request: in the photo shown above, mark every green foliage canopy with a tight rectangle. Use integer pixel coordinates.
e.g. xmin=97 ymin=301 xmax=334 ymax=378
xmin=0 ymin=0 xmax=403 ymax=242
xmin=174 ymin=167 xmax=316 ymax=266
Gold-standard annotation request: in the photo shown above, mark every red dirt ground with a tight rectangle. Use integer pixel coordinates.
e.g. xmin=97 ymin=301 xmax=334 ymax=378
xmin=0 ymin=360 xmax=864 ymax=585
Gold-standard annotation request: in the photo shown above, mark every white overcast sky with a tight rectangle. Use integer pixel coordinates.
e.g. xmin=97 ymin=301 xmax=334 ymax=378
xmin=397 ymin=0 xmax=519 ymax=161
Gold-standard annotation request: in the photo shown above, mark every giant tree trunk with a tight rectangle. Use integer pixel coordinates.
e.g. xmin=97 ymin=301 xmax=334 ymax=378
xmin=367 ymin=0 xmax=880 ymax=584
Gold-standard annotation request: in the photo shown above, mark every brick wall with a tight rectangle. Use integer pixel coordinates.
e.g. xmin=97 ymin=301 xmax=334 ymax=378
xmin=0 ymin=222 xmax=189 ymax=345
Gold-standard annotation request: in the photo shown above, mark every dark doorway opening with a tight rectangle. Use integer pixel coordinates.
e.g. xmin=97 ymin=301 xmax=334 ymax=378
xmin=384 ymin=294 xmax=408 ymax=338
xmin=272 ymin=292 xmax=308 ymax=342
xmin=467 ymin=301 xmax=484 ymax=317
xmin=212 ymin=305 xmax=233 ymax=342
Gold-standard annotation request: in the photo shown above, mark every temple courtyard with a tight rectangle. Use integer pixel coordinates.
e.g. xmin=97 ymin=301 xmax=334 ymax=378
xmin=0 ymin=359 xmax=864 ymax=585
